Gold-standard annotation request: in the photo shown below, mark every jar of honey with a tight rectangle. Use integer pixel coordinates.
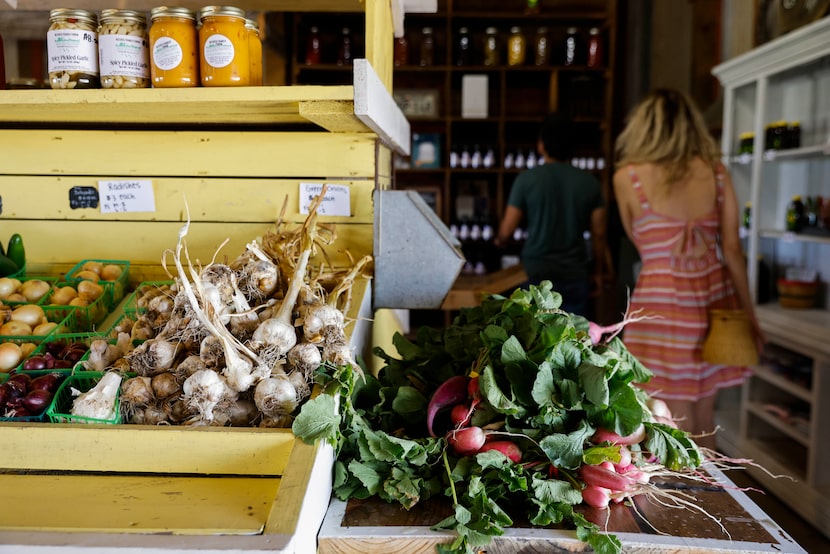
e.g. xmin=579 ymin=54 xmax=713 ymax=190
xmin=199 ymin=6 xmax=250 ymax=87
xmin=149 ymin=6 xmax=199 ymax=87
xmin=98 ymin=9 xmax=150 ymax=89
xmin=245 ymin=18 xmax=262 ymax=86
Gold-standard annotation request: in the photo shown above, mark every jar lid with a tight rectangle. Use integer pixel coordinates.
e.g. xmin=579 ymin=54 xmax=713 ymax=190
xmin=245 ymin=19 xmax=259 ymax=32
xmin=485 ymin=26 xmax=497 ymax=34
xmin=459 ymin=26 xmax=469 ymax=33
xmin=422 ymin=27 xmax=433 ymax=34
xmin=510 ymin=26 xmax=521 ymax=33
xmin=150 ymin=6 xmax=196 ymax=22
xmin=739 ymin=131 xmax=754 ymax=138
xmin=566 ymin=26 xmax=578 ymax=34
xmin=200 ymin=6 xmax=246 ymax=21
xmin=589 ymin=27 xmax=600 ymax=35
xmin=49 ymin=8 xmax=98 ymax=26
xmin=100 ymin=9 xmax=146 ymax=26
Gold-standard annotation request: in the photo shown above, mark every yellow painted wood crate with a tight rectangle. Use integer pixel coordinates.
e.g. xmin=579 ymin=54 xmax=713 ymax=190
xmin=0 ymin=1 xmax=409 ymax=551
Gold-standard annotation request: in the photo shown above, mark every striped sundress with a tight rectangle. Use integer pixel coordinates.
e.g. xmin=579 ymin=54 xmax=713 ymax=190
xmin=622 ymin=166 xmax=751 ymax=401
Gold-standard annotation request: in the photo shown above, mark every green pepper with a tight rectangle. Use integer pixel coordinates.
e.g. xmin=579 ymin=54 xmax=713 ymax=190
xmin=6 ymin=233 xmax=25 ymax=271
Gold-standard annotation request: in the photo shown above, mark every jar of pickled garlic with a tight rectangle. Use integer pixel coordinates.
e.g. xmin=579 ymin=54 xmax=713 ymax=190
xmin=47 ymin=8 xmax=100 ymax=89
xmin=199 ymin=6 xmax=249 ymax=86
xmin=245 ymin=18 xmax=262 ymax=86
xmin=149 ymin=6 xmax=199 ymax=87
xmin=98 ymin=9 xmax=150 ymax=89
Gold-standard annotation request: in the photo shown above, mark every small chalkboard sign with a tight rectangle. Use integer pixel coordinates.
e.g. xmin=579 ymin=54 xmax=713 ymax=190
xmin=69 ymin=186 xmax=100 ymax=209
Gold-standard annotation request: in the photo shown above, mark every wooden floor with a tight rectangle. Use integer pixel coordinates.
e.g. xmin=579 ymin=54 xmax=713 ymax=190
xmin=727 ymin=469 xmax=830 ymax=553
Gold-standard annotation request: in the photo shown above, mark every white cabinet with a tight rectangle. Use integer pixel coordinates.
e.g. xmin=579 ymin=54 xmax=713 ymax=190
xmin=713 ymin=16 xmax=830 ymax=536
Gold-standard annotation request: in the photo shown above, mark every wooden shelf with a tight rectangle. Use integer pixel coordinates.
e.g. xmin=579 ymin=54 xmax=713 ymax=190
xmin=751 ymin=364 xmax=812 ymax=403
xmin=745 ymin=402 xmax=811 ymax=447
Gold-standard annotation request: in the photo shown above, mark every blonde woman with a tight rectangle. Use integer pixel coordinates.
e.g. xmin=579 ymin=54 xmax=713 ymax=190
xmin=612 ymin=89 xmax=764 ymax=448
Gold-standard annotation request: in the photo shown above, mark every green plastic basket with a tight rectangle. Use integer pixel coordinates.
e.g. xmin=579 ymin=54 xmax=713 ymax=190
xmin=44 ymin=281 xmax=109 ymax=332
xmin=65 ymin=259 xmax=131 ymax=311
xmin=0 ymin=275 xmax=58 ymax=307
xmin=0 ymin=370 xmax=69 ymax=422
xmin=46 ymin=371 xmax=123 ymax=425
xmin=0 ymin=305 xmax=74 ymax=346
xmin=122 ymin=280 xmax=176 ymax=318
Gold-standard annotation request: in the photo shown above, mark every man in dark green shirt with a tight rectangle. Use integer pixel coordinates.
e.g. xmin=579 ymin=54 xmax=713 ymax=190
xmin=495 ymin=113 xmax=606 ymax=317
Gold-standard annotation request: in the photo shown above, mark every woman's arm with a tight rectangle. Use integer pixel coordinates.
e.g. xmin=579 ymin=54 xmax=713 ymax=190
xmin=612 ymin=169 xmax=635 ymax=242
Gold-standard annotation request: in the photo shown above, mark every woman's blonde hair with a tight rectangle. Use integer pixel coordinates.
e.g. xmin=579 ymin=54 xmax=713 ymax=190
xmin=615 ymin=88 xmax=721 ymax=183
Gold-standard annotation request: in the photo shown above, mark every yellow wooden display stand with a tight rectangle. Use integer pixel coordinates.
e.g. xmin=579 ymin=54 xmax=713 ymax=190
xmin=0 ymin=1 xmax=409 ymax=552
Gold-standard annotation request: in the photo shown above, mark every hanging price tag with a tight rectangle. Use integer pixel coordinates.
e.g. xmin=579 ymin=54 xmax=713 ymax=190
xmin=98 ymin=180 xmax=156 ymax=214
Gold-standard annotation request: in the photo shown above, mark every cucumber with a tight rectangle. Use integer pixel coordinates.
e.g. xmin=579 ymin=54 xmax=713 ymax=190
xmin=0 ymin=254 xmax=19 ymax=277
xmin=6 ymin=233 xmax=25 ymax=271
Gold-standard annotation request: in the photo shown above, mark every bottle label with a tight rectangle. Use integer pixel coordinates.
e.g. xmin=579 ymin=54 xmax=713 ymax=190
xmin=47 ymin=29 xmax=99 ymax=74
xmin=99 ymin=34 xmax=150 ymax=78
xmin=203 ymin=33 xmax=234 ymax=68
xmin=153 ymin=36 xmax=184 ymax=71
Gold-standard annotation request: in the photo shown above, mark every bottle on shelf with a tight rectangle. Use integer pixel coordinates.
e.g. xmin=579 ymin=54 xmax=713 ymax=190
xmin=507 ymin=26 xmax=526 ymax=66
xmin=526 ymin=150 xmax=536 ymax=169
xmin=394 ymin=35 xmax=408 ymax=67
xmin=743 ymin=201 xmax=752 ymax=229
xmin=456 ymin=27 xmax=471 ymax=66
xmin=449 ymin=145 xmax=459 ymax=168
xmin=419 ymin=27 xmax=434 ymax=67
xmin=787 ymin=121 xmax=801 ymax=149
xmin=337 ymin=27 xmax=352 ymax=66
xmin=514 ymin=150 xmax=525 ymax=169
xmin=305 ymin=26 xmax=321 ymax=65
xmin=483 ymin=146 xmax=495 ymax=169
xmin=483 ymin=27 xmax=499 ymax=66
xmin=564 ymin=27 xmax=578 ymax=66
xmin=504 ymin=151 xmax=514 ymax=169
xmin=471 ymin=144 xmax=482 ymax=169
xmin=525 ymin=0 xmax=541 ymax=15
xmin=459 ymin=145 xmax=471 ymax=168
xmin=534 ymin=27 xmax=550 ymax=66
xmin=587 ymin=27 xmax=603 ymax=68
xmin=786 ymin=195 xmax=806 ymax=232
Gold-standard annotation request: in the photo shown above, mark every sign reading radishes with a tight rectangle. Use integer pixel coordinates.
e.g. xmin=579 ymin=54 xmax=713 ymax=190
xmin=98 ymin=180 xmax=156 ymax=214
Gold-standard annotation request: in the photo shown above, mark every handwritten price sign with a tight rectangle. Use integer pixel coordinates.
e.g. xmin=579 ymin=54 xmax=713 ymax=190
xmin=98 ymin=180 xmax=156 ymax=214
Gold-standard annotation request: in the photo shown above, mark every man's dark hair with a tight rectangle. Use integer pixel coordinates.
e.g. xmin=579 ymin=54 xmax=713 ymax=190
xmin=539 ymin=112 xmax=574 ymax=161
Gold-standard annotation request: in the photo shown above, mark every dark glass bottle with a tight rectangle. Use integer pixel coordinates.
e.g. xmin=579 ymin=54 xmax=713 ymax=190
xmin=305 ymin=26 xmax=321 ymax=65
xmin=587 ymin=27 xmax=603 ymax=67
xmin=394 ymin=35 xmax=408 ymax=66
xmin=419 ymin=27 xmax=434 ymax=66
xmin=337 ymin=27 xmax=352 ymax=66
xmin=456 ymin=27 xmax=470 ymax=66
xmin=786 ymin=195 xmax=805 ymax=232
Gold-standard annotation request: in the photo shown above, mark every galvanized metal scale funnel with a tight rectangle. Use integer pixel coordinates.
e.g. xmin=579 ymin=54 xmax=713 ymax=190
xmin=373 ymin=189 xmax=464 ymax=309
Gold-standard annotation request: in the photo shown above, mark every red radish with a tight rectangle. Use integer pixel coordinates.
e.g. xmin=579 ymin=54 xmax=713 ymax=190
xmin=450 ymin=403 xmax=471 ymax=426
xmin=478 ymin=441 xmax=522 ymax=462
xmin=427 ymin=375 xmax=469 ymax=437
xmin=582 ymin=485 xmax=612 ymax=509
xmin=447 ymin=426 xmax=486 ymax=456
xmin=613 ymin=446 xmax=632 ymax=471
xmin=579 ymin=463 xmax=632 ymax=493
xmin=591 ymin=424 xmax=646 ymax=446
xmin=648 ymin=397 xmax=672 ymax=419
xmin=467 ymin=377 xmax=479 ymax=398
xmin=599 ymin=460 xmax=615 ymax=472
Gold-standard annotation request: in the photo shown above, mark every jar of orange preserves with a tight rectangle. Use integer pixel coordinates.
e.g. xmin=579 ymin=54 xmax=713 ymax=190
xmin=245 ymin=18 xmax=262 ymax=86
xmin=198 ymin=6 xmax=249 ymax=87
xmin=149 ymin=6 xmax=199 ymax=87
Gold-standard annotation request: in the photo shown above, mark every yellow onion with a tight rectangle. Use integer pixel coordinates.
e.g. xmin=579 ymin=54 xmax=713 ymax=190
xmin=0 ymin=320 xmax=33 ymax=336
xmin=20 ymin=279 xmax=52 ymax=303
xmin=101 ymin=264 xmax=123 ymax=281
xmin=0 ymin=277 xmax=21 ymax=299
xmin=10 ymin=304 xmax=46 ymax=328
xmin=74 ymin=270 xmax=100 ymax=282
xmin=33 ymin=321 xmax=59 ymax=336
xmin=0 ymin=342 xmax=23 ymax=372
xmin=77 ymin=280 xmax=104 ymax=301
xmin=50 ymin=286 xmax=78 ymax=306
xmin=81 ymin=260 xmax=104 ymax=275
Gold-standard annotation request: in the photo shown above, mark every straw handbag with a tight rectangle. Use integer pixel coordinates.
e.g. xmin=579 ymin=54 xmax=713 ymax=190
xmin=702 ymin=308 xmax=759 ymax=366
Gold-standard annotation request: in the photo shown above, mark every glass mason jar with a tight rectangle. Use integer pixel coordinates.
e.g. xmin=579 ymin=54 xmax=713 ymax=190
xmin=199 ymin=6 xmax=250 ymax=87
xmin=394 ymin=35 xmax=408 ymax=66
xmin=305 ymin=26 xmax=321 ymax=65
xmin=455 ymin=26 xmax=470 ymax=66
xmin=47 ymin=8 xmax=100 ymax=89
xmin=587 ymin=27 xmax=603 ymax=67
xmin=483 ymin=27 xmax=498 ymax=66
xmin=149 ymin=6 xmax=199 ymax=87
xmin=564 ymin=26 xmax=578 ymax=66
xmin=245 ymin=19 xmax=262 ymax=85
xmin=337 ymin=27 xmax=353 ymax=66
xmin=98 ymin=9 xmax=150 ymax=89
xmin=534 ymin=27 xmax=549 ymax=66
xmin=507 ymin=26 xmax=525 ymax=66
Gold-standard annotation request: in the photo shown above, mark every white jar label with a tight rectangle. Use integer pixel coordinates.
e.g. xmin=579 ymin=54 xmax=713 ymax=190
xmin=99 ymin=34 xmax=150 ymax=78
xmin=47 ymin=29 xmax=99 ymax=74
xmin=203 ymin=34 xmax=234 ymax=68
xmin=152 ymin=36 xmax=184 ymax=71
